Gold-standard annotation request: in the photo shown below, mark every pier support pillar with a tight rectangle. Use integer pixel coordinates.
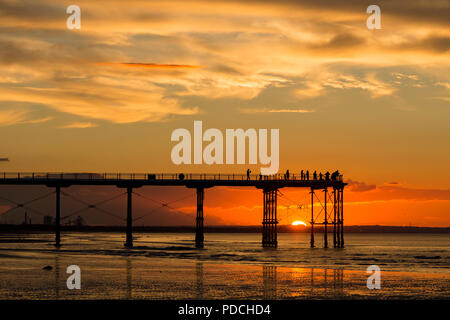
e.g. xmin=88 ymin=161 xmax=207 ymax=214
xmin=340 ymin=188 xmax=344 ymax=248
xmin=262 ymin=188 xmax=278 ymax=247
xmin=310 ymin=189 xmax=315 ymax=248
xmin=195 ymin=187 xmax=204 ymax=248
xmin=323 ymin=189 xmax=328 ymax=248
xmin=336 ymin=188 xmax=341 ymax=248
xmin=333 ymin=189 xmax=337 ymax=248
xmin=124 ymin=187 xmax=133 ymax=248
xmin=55 ymin=186 xmax=61 ymax=247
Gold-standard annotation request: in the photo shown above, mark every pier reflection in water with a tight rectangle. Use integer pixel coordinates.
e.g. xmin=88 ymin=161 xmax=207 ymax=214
xmin=47 ymin=254 xmax=349 ymax=299
xmin=117 ymin=261 xmax=346 ymax=299
xmin=309 ymin=267 xmax=344 ymax=298
xmin=196 ymin=262 xmax=204 ymax=299
xmin=54 ymin=254 xmax=60 ymax=299
xmin=126 ymin=257 xmax=132 ymax=299
xmin=263 ymin=265 xmax=277 ymax=299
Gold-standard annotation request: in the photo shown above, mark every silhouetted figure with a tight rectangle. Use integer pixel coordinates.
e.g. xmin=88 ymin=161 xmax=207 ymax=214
xmin=331 ymin=170 xmax=338 ymax=181
xmin=313 ymin=171 xmax=317 ymax=180
xmin=325 ymin=171 xmax=330 ymax=181
xmin=259 ymin=173 xmax=262 ymax=181
xmin=301 ymin=170 xmax=304 ymax=180
xmin=286 ymin=170 xmax=290 ymax=180
xmin=319 ymin=172 xmax=323 ymax=180
xmin=306 ymin=170 xmax=309 ymax=180
xmin=247 ymin=169 xmax=251 ymax=180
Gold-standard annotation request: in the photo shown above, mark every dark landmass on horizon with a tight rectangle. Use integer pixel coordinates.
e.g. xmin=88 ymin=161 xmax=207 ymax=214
xmin=0 ymin=224 xmax=449 ymax=233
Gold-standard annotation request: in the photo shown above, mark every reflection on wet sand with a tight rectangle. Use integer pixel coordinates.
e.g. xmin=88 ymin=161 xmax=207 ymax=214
xmin=263 ymin=265 xmax=277 ymax=299
xmin=54 ymin=254 xmax=60 ymax=299
xmin=118 ymin=261 xmax=346 ymax=299
xmin=261 ymin=266 xmax=345 ymax=299
xmin=40 ymin=256 xmax=446 ymax=299
xmin=126 ymin=257 xmax=132 ymax=299
xmin=196 ymin=262 xmax=204 ymax=299
xmin=310 ymin=267 xmax=344 ymax=298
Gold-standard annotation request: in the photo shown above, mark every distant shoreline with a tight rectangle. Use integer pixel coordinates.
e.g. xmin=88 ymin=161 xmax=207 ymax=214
xmin=0 ymin=224 xmax=449 ymax=233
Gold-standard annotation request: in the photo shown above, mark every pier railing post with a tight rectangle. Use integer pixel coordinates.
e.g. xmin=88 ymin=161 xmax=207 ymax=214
xmin=262 ymin=188 xmax=278 ymax=247
xmin=55 ymin=186 xmax=61 ymax=247
xmin=323 ymin=188 xmax=328 ymax=248
xmin=125 ymin=187 xmax=133 ymax=248
xmin=195 ymin=187 xmax=204 ymax=248
xmin=310 ymin=189 xmax=315 ymax=248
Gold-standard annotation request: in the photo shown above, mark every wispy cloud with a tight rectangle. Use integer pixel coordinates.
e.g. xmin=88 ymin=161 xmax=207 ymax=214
xmin=96 ymin=62 xmax=202 ymax=69
xmin=241 ymin=108 xmax=315 ymax=113
xmin=0 ymin=109 xmax=52 ymax=126
xmin=59 ymin=122 xmax=98 ymax=129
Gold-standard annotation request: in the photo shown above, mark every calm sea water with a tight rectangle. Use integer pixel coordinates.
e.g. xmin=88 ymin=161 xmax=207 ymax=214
xmin=0 ymin=232 xmax=449 ymax=299
xmin=2 ymin=232 xmax=448 ymax=272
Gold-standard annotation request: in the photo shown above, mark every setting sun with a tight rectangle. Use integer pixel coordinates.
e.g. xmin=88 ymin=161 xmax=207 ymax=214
xmin=291 ymin=221 xmax=307 ymax=226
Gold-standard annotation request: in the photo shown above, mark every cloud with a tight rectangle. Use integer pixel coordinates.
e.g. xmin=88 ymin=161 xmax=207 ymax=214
xmin=0 ymin=108 xmax=52 ymax=126
xmin=0 ymin=0 xmax=448 ymax=125
xmin=346 ymin=180 xmax=450 ymax=202
xmin=59 ymin=122 xmax=98 ymax=129
xmin=309 ymin=33 xmax=366 ymax=52
xmin=97 ymin=62 xmax=202 ymax=69
xmin=347 ymin=179 xmax=377 ymax=192
xmin=295 ymin=72 xmax=397 ymax=99
xmin=324 ymin=73 xmax=396 ymax=97
xmin=241 ymin=107 xmax=315 ymax=113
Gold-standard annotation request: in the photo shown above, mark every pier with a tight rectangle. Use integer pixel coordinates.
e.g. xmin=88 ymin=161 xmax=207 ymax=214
xmin=0 ymin=172 xmax=346 ymax=248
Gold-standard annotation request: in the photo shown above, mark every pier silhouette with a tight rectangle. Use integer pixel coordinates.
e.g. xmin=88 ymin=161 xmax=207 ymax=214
xmin=0 ymin=172 xmax=346 ymax=248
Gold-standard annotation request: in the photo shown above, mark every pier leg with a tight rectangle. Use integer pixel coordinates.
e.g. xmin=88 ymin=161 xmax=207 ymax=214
xmin=323 ymin=189 xmax=328 ymax=248
xmin=340 ymin=188 xmax=344 ymax=248
xmin=310 ymin=189 xmax=314 ymax=248
xmin=195 ymin=188 xmax=204 ymax=248
xmin=336 ymin=188 xmax=341 ymax=248
xmin=333 ymin=189 xmax=337 ymax=248
xmin=262 ymin=188 xmax=278 ymax=247
xmin=125 ymin=187 xmax=133 ymax=248
xmin=55 ymin=186 xmax=61 ymax=247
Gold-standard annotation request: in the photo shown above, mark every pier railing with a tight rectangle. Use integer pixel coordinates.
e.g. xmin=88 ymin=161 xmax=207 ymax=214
xmin=0 ymin=172 xmax=343 ymax=182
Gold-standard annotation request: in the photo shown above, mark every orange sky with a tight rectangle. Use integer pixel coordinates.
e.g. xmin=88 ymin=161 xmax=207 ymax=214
xmin=0 ymin=0 xmax=449 ymax=227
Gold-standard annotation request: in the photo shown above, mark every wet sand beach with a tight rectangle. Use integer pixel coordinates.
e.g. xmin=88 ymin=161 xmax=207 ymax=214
xmin=0 ymin=232 xmax=448 ymax=299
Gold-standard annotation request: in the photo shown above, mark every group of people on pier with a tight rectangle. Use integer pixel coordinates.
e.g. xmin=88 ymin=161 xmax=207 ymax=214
xmin=247 ymin=169 xmax=341 ymax=181
xmin=296 ymin=170 xmax=341 ymax=181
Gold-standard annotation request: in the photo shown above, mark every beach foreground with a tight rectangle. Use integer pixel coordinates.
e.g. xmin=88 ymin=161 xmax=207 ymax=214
xmin=0 ymin=232 xmax=448 ymax=299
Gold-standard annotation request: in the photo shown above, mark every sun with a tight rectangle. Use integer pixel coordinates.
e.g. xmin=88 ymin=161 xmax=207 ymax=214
xmin=291 ymin=220 xmax=307 ymax=226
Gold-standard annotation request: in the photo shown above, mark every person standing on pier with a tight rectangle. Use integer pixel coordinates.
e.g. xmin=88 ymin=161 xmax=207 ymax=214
xmin=319 ymin=172 xmax=323 ymax=180
xmin=313 ymin=171 xmax=317 ymax=180
xmin=301 ymin=170 xmax=304 ymax=180
xmin=331 ymin=170 xmax=339 ymax=181
xmin=247 ymin=169 xmax=251 ymax=180
xmin=285 ymin=170 xmax=290 ymax=180
xmin=325 ymin=171 xmax=330 ymax=181
xmin=306 ymin=170 xmax=309 ymax=180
